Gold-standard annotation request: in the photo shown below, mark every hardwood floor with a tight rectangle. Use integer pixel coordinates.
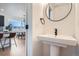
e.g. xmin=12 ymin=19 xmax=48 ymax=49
xmin=0 ymin=37 xmax=26 ymax=56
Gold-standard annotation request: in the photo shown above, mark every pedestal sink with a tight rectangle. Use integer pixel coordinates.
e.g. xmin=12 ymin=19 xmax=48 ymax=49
xmin=37 ymin=35 xmax=77 ymax=56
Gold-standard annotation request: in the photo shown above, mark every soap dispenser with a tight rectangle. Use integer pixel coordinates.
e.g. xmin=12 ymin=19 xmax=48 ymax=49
xmin=55 ymin=28 xmax=57 ymax=36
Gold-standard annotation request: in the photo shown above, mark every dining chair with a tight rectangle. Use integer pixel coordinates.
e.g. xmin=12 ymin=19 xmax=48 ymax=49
xmin=0 ymin=33 xmax=4 ymax=50
xmin=4 ymin=32 xmax=17 ymax=47
xmin=17 ymin=32 xmax=25 ymax=39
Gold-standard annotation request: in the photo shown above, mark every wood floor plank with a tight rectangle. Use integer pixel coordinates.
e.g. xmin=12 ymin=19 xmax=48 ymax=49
xmin=0 ymin=37 xmax=26 ymax=56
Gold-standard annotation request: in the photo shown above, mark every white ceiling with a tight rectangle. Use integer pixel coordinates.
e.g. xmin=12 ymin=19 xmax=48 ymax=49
xmin=0 ymin=3 xmax=27 ymax=18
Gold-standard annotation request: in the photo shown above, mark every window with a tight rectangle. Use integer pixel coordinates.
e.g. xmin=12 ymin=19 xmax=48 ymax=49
xmin=9 ymin=19 xmax=25 ymax=29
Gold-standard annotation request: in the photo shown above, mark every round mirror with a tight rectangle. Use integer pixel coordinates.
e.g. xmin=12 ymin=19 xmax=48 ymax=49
xmin=45 ymin=3 xmax=72 ymax=22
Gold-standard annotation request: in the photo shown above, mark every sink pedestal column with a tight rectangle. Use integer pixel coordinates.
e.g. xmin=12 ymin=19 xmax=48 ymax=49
xmin=50 ymin=45 xmax=60 ymax=56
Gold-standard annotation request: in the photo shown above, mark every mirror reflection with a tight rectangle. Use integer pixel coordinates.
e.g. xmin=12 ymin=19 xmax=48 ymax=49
xmin=45 ymin=3 xmax=72 ymax=22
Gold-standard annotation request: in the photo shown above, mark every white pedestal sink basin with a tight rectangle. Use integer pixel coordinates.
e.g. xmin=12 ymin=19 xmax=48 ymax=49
xmin=37 ymin=35 xmax=77 ymax=56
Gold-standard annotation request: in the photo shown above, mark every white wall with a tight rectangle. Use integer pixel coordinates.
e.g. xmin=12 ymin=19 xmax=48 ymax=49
xmin=75 ymin=4 xmax=79 ymax=44
xmin=32 ymin=3 xmax=44 ymax=56
xmin=74 ymin=3 xmax=79 ymax=56
xmin=43 ymin=4 xmax=75 ymax=36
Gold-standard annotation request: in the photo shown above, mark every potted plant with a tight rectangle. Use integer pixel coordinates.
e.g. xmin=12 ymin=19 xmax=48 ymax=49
xmin=6 ymin=24 xmax=12 ymax=31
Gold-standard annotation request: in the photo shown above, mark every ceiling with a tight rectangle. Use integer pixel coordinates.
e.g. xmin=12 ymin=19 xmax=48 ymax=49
xmin=0 ymin=3 xmax=27 ymax=18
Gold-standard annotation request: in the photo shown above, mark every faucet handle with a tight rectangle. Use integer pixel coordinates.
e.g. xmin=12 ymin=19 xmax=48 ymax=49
xmin=55 ymin=28 xmax=57 ymax=36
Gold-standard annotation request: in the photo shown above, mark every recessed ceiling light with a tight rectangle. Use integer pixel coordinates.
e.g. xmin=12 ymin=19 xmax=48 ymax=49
xmin=0 ymin=9 xmax=4 ymax=12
